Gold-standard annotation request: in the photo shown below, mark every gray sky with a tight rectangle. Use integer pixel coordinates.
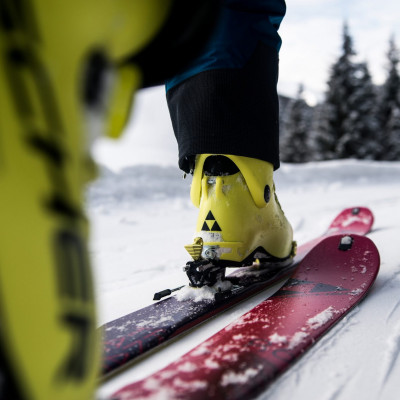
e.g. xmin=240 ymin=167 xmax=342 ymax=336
xmin=278 ymin=0 xmax=400 ymax=104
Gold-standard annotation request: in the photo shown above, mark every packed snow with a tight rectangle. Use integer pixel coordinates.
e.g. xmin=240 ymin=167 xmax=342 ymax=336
xmin=91 ymin=86 xmax=400 ymax=400
xmin=176 ymin=280 xmax=233 ymax=302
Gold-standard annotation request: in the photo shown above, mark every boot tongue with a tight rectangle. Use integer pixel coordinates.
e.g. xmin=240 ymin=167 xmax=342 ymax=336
xmin=203 ymin=156 xmax=239 ymax=176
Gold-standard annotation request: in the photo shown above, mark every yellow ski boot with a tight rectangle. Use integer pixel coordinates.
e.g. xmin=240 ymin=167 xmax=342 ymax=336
xmin=185 ymin=154 xmax=295 ymax=287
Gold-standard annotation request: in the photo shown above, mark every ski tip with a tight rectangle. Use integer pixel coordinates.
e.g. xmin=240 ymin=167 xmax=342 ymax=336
xmin=328 ymin=207 xmax=374 ymax=236
xmin=310 ymin=234 xmax=380 ymax=280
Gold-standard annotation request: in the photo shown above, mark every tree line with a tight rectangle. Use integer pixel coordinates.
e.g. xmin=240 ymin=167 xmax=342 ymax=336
xmin=280 ymin=23 xmax=400 ymax=163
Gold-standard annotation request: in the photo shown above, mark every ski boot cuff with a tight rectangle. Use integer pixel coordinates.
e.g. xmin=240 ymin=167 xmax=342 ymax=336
xmin=190 ymin=154 xmax=274 ymax=208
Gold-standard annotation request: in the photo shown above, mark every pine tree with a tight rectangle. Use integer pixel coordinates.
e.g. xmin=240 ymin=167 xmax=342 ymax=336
xmin=320 ymin=22 xmax=356 ymax=158
xmin=280 ymin=85 xmax=312 ymax=163
xmin=386 ymin=104 xmax=400 ymax=160
xmin=338 ymin=62 xmax=379 ymax=159
xmin=312 ymin=101 xmax=338 ymax=160
xmin=315 ymin=22 xmax=379 ymax=160
xmin=377 ymin=36 xmax=400 ymax=160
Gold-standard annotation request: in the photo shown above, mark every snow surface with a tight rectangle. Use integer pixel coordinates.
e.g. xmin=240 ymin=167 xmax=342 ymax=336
xmin=176 ymin=280 xmax=233 ymax=302
xmin=91 ymin=86 xmax=400 ymax=400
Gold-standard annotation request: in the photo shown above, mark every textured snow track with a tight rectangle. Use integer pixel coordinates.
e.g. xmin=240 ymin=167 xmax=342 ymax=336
xmin=89 ymin=159 xmax=400 ymax=400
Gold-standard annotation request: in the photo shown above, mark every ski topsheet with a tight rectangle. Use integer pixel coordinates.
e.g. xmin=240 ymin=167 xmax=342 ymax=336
xmin=100 ymin=207 xmax=374 ymax=377
xmin=111 ymin=232 xmax=380 ymax=400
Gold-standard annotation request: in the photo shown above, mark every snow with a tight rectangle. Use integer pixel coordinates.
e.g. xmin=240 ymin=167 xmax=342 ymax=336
xmin=221 ymin=366 xmax=262 ymax=386
xmin=92 ymin=86 xmax=400 ymax=399
xmin=269 ymin=333 xmax=288 ymax=344
xmin=288 ymin=332 xmax=309 ymax=350
xmin=176 ymin=280 xmax=233 ymax=302
xmin=306 ymin=306 xmax=338 ymax=330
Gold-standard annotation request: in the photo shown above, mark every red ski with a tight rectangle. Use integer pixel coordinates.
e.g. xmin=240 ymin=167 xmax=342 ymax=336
xmin=110 ymin=212 xmax=379 ymax=399
xmin=101 ymin=207 xmax=373 ymax=377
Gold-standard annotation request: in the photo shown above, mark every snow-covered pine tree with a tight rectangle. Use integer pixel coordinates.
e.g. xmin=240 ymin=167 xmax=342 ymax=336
xmin=311 ymin=101 xmax=336 ymax=160
xmin=304 ymin=102 xmax=319 ymax=161
xmin=278 ymin=94 xmax=294 ymax=141
xmin=314 ymin=22 xmax=379 ymax=160
xmin=337 ymin=62 xmax=379 ymax=159
xmin=280 ymin=85 xmax=312 ymax=163
xmin=377 ymin=36 xmax=400 ymax=160
xmin=314 ymin=22 xmax=356 ymax=159
xmin=385 ymin=105 xmax=400 ymax=160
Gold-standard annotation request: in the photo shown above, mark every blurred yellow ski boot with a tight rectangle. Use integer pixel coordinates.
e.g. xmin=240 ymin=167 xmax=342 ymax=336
xmin=0 ymin=1 xmax=219 ymax=399
xmin=185 ymin=154 xmax=295 ymax=287
xmin=0 ymin=2 xmax=167 ymax=399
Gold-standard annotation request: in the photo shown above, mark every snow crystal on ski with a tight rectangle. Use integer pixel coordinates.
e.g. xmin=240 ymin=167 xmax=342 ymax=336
xmin=221 ymin=365 xmax=263 ymax=386
xmin=306 ymin=306 xmax=338 ymax=329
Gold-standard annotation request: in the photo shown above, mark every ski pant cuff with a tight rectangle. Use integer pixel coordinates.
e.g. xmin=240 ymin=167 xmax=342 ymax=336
xmin=166 ymin=43 xmax=281 ymax=174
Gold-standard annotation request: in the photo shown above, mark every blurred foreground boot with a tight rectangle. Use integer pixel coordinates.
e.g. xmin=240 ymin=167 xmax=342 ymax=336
xmin=0 ymin=1 xmax=219 ymax=399
xmin=185 ymin=154 xmax=296 ymax=286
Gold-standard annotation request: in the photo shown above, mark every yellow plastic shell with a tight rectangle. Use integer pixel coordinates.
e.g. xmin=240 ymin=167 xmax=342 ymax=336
xmin=0 ymin=1 xmax=171 ymax=399
xmin=189 ymin=154 xmax=294 ymax=263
